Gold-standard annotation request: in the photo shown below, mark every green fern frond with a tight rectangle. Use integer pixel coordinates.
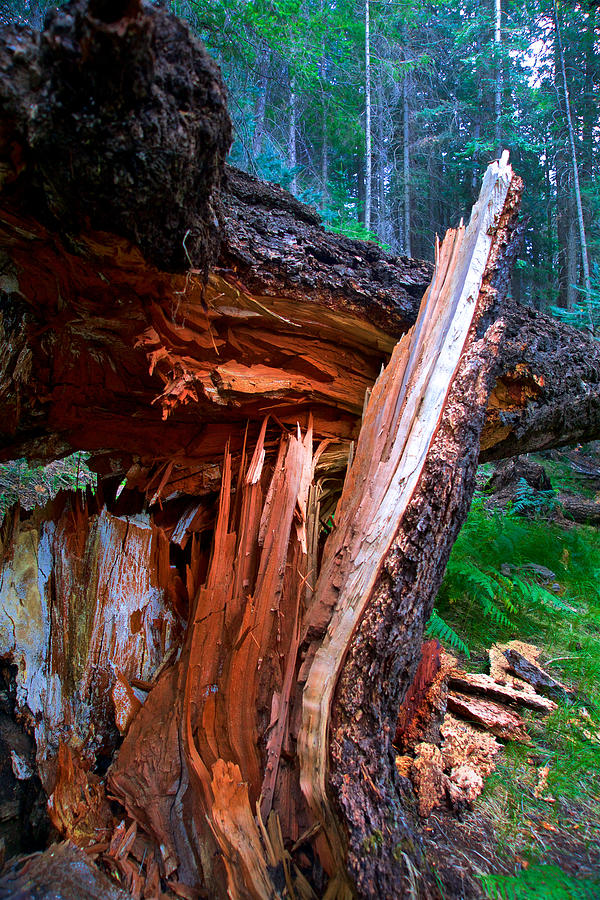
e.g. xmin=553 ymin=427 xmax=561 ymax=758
xmin=481 ymin=865 xmax=600 ymax=900
xmin=511 ymin=577 xmax=571 ymax=613
xmin=426 ymin=609 xmax=470 ymax=658
xmin=481 ymin=597 xmax=515 ymax=628
xmin=447 ymin=558 xmax=497 ymax=599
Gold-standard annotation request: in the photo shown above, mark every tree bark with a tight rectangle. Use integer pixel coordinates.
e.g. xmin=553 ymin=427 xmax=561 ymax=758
xmin=0 ymin=5 xmax=600 ymax=899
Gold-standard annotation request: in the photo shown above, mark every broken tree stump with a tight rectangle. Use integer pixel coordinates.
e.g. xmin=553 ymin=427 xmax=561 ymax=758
xmin=0 ymin=149 xmax=524 ymax=899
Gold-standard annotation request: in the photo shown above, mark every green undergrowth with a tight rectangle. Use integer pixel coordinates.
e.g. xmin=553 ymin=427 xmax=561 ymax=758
xmin=0 ymin=453 xmax=96 ymax=520
xmin=481 ymin=865 xmax=600 ymax=899
xmin=429 ymin=463 xmax=600 ymax=892
xmin=428 ymin=494 xmax=600 ymax=656
xmin=535 ymin=450 xmax=600 ymax=501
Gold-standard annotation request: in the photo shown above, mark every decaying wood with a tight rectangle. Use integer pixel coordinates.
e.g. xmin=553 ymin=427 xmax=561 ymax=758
xmin=448 ymin=672 xmax=557 ymax=713
xmin=394 ymin=638 xmax=566 ymax=820
xmin=446 ymin=693 xmax=530 ymax=743
xmin=503 ymin=648 xmax=574 ymax=702
xmin=394 ymin=640 xmax=444 ymax=750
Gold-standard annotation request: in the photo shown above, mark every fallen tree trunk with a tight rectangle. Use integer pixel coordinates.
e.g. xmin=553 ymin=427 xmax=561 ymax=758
xmin=0 ymin=2 xmax=600 ymax=472
xmin=0 ymin=3 xmax=597 ymax=898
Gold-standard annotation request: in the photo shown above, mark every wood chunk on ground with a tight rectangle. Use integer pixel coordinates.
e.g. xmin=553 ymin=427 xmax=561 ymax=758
xmin=441 ymin=714 xmax=501 ymax=808
xmin=445 ymin=764 xmax=484 ymax=806
xmin=411 ymin=743 xmax=446 ymax=817
xmin=448 ymin=671 xmax=556 ymax=712
xmin=447 ymin=692 xmax=530 ymax=743
xmin=503 ymin=648 xmax=574 ymax=702
xmin=395 ymin=755 xmax=413 ymax=779
xmin=441 ymin=714 xmax=500 ymax=779
xmin=0 ymin=841 xmax=131 ymax=899
xmin=489 ymin=641 xmax=539 ymax=691
xmin=533 ymin=764 xmax=555 ymax=802
xmin=407 ymin=717 xmax=502 ymax=815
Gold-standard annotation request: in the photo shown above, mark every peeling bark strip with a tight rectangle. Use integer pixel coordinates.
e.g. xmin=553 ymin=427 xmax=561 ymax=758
xmin=297 ymin=156 xmax=522 ymax=896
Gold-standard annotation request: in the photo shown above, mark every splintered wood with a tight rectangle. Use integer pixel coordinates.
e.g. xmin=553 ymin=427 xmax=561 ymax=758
xmin=108 ymin=419 xmax=320 ymax=899
xmin=0 ymin=157 xmax=524 ymax=900
xmin=298 ymin=153 xmax=515 ymax=883
xmin=0 ymin=498 xmax=182 ymax=791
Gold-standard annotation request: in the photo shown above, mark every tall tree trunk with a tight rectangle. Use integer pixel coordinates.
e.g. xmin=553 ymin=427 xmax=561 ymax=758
xmin=289 ymin=71 xmax=298 ymax=195
xmin=365 ymin=0 xmax=372 ymax=231
xmin=553 ymin=0 xmax=592 ymax=320
xmin=403 ymin=64 xmax=411 ymax=257
xmin=357 ymin=149 xmax=366 ymax=225
xmin=320 ymin=72 xmax=328 ymax=206
xmin=556 ymin=155 xmax=577 ymax=309
xmin=252 ymin=45 xmax=270 ymax=159
xmin=375 ymin=65 xmax=391 ymax=245
xmin=321 ymin=103 xmax=329 ymax=206
xmin=494 ymin=0 xmax=502 ymax=151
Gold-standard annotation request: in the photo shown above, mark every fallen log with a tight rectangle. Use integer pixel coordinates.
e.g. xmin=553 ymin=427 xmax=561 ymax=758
xmin=0 ymin=3 xmax=600 ymax=470
xmin=559 ymin=494 xmax=600 ymax=525
xmin=484 ymin=457 xmax=600 ymax=524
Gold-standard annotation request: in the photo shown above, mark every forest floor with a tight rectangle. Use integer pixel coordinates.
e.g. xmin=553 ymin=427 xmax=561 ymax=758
xmin=426 ymin=446 xmax=600 ymax=898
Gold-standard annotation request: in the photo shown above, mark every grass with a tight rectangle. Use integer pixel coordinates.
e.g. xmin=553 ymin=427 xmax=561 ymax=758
xmin=430 ymin=458 xmax=600 ymax=893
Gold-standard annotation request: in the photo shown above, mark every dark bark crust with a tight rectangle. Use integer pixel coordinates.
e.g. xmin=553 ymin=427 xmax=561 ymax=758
xmin=482 ymin=305 xmax=600 ymax=460
xmin=220 ymin=167 xmax=432 ymax=335
xmin=1 ymin=0 xmax=232 ymax=274
xmin=328 ymin=179 xmax=524 ymax=899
